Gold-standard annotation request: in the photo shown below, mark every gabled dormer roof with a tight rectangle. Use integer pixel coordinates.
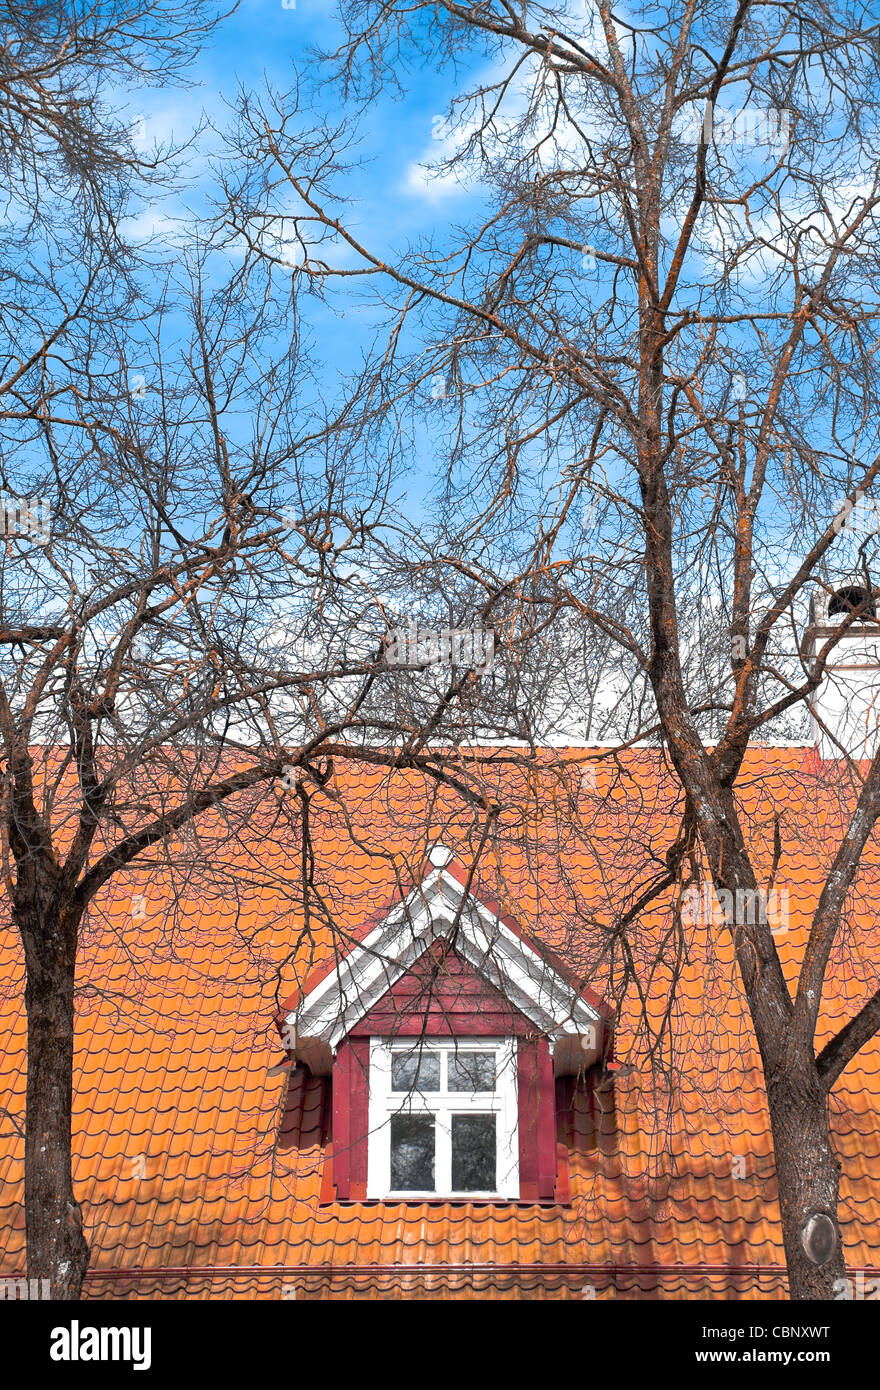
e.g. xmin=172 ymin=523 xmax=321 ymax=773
xmin=279 ymin=848 xmax=609 ymax=1073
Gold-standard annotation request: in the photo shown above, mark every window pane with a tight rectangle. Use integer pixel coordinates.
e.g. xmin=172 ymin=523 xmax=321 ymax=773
xmin=390 ymin=1114 xmax=435 ymax=1191
xmin=448 ymin=1051 xmax=496 ymax=1092
xmin=451 ymin=1114 xmax=496 ymax=1191
xmin=390 ymin=1050 xmax=441 ymax=1092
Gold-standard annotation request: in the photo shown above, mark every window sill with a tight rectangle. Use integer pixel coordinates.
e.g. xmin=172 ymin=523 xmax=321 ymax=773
xmin=320 ymin=1196 xmax=569 ymax=1209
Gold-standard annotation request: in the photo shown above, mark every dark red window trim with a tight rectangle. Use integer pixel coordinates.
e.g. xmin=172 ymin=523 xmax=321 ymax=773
xmin=330 ymin=1032 xmax=559 ymax=1202
xmin=321 ymin=943 xmax=607 ymax=1204
xmin=332 ymin=1037 xmax=370 ymax=1199
xmin=516 ymin=1036 xmax=556 ymax=1200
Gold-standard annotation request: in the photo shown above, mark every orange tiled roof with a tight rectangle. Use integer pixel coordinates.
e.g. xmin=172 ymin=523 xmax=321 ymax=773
xmin=1 ymin=744 xmax=879 ymax=1299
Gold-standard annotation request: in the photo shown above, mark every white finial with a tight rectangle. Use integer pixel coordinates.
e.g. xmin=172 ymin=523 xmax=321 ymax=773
xmin=428 ymin=843 xmax=453 ymax=868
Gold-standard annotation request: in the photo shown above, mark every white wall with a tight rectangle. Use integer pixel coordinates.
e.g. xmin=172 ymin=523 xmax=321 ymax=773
xmin=808 ymin=630 xmax=880 ymax=760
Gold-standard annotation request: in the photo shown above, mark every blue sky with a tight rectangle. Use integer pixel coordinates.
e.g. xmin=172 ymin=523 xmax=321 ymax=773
xmin=120 ymin=0 xmax=496 ymax=519
xmin=131 ymin=0 xmax=485 ymax=281
xmin=117 ymin=1 xmax=873 ymax=566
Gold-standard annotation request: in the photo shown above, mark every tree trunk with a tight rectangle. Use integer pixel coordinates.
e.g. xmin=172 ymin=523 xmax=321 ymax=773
xmin=18 ymin=898 xmax=90 ymax=1300
xmin=766 ymin=1067 xmax=845 ymax=1299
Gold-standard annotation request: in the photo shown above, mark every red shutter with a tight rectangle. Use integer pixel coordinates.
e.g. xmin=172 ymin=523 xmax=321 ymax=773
xmin=332 ymin=948 xmax=563 ymax=1203
xmin=517 ymin=1036 xmax=556 ymax=1200
xmin=332 ymin=1042 xmax=352 ymax=1198
xmin=348 ymin=1038 xmax=370 ymax=1197
xmin=333 ymin=1037 xmax=370 ymax=1199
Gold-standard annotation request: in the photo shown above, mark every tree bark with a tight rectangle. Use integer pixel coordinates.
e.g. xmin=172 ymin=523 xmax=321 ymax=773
xmin=18 ymin=896 xmax=89 ymax=1300
xmin=766 ymin=1066 xmax=845 ymax=1299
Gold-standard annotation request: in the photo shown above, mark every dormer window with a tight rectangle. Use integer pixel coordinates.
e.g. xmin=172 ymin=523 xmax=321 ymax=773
xmin=280 ymin=849 xmax=608 ymax=1203
xmin=367 ymin=1038 xmax=519 ymax=1198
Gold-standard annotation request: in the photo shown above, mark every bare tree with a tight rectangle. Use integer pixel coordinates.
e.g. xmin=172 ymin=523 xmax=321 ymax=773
xmin=7 ymin=231 xmax=542 ymax=1296
xmin=0 ymin=0 xmax=225 ymax=1299
xmin=218 ymin=0 xmax=880 ymax=1297
xmin=0 ymin=0 xmax=529 ymax=1299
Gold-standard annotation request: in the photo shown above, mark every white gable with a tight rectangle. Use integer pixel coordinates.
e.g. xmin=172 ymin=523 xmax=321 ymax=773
xmin=285 ymin=863 xmax=604 ymax=1071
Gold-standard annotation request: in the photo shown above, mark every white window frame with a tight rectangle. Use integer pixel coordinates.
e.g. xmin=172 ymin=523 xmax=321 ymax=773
xmin=367 ymin=1036 xmax=519 ymax=1199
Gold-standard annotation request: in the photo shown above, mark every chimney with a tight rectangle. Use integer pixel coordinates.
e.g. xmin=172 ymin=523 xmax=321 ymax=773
xmin=807 ymin=580 xmax=880 ymax=759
